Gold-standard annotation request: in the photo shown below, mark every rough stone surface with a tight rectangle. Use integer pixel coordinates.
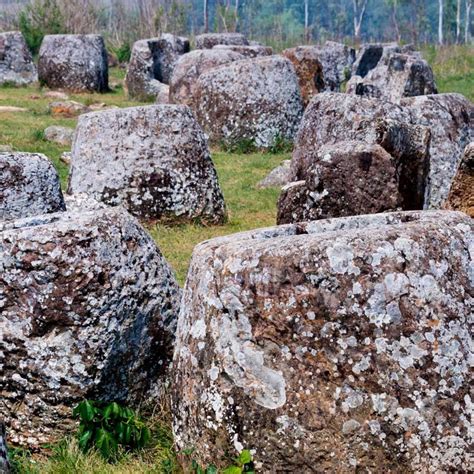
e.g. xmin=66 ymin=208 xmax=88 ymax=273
xmin=310 ymin=41 xmax=355 ymax=91
xmin=155 ymin=83 xmax=170 ymax=104
xmin=125 ymin=35 xmax=189 ymax=101
xmin=44 ymin=126 xmax=75 ymax=146
xmin=351 ymin=43 xmax=419 ymax=78
xmin=282 ymin=46 xmax=325 ymax=107
xmin=0 ymin=31 xmax=37 ymax=86
xmin=213 ymin=44 xmax=273 ymax=58
xmin=194 ymin=56 xmax=303 ymax=148
xmin=400 ymin=93 xmax=473 ymax=209
xmin=291 ymin=92 xmax=472 ymax=209
xmin=277 ymin=142 xmax=403 ymax=224
xmin=169 ymin=49 xmax=245 ymax=107
xmin=0 ymin=152 xmax=65 ymax=221
xmin=257 ymin=160 xmax=292 ymax=189
xmin=172 ymin=210 xmax=473 ymax=472
xmin=0 ymin=207 xmax=181 ymax=447
xmin=60 ymin=151 xmax=71 ymax=166
xmin=68 ymin=105 xmax=226 ymax=223
xmin=347 ymin=53 xmax=437 ymax=102
xmin=63 ymin=193 xmax=107 ymax=213
xmin=195 ymin=33 xmax=249 ymax=49
xmin=0 ymin=423 xmax=9 ymax=473
xmin=48 ymin=100 xmax=90 ymax=118
xmin=445 ymin=142 xmax=474 ymax=217
xmin=38 ymin=34 xmax=108 ymax=92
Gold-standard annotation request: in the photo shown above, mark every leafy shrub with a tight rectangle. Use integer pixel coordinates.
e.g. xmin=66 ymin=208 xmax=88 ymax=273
xmin=73 ymin=400 xmax=151 ymax=461
xmin=111 ymin=42 xmax=132 ymax=63
xmin=19 ymin=0 xmax=65 ymax=56
xmin=268 ymin=134 xmax=293 ymax=154
xmin=222 ymin=138 xmax=257 ymax=154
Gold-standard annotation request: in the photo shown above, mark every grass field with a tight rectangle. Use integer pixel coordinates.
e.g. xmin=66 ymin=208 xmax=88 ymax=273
xmin=1 ymin=45 xmax=472 ymax=473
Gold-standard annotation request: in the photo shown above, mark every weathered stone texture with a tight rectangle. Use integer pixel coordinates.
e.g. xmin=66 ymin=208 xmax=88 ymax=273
xmin=195 ymin=33 xmax=249 ymax=49
xmin=38 ymin=35 xmax=108 ymax=92
xmin=347 ymin=53 xmax=437 ymax=102
xmin=212 ymin=44 xmax=273 ymax=58
xmin=0 ymin=207 xmax=181 ymax=447
xmin=48 ymin=100 xmax=90 ymax=118
xmin=445 ymin=142 xmax=474 ymax=217
xmin=291 ymin=93 xmax=472 ymax=209
xmin=310 ymin=41 xmax=355 ymax=91
xmin=194 ymin=56 xmax=303 ymax=148
xmin=0 ymin=152 xmax=65 ymax=221
xmin=0 ymin=31 xmax=37 ymax=86
xmin=68 ymin=105 xmax=226 ymax=223
xmin=282 ymin=46 xmax=325 ymax=107
xmin=125 ymin=35 xmax=189 ymax=101
xmin=257 ymin=160 xmax=292 ymax=189
xmin=400 ymin=93 xmax=473 ymax=209
xmin=277 ymin=142 xmax=403 ymax=224
xmin=172 ymin=210 xmax=473 ymax=472
xmin=169 ymin=49 xmax=245 ymax=106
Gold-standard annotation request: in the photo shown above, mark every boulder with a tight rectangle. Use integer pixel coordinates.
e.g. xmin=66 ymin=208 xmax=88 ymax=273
xmin=195 ymin=33 xmax=249 ymax=49
xmin=44 ymin=126 xmax=75 ymax=146
xmin=155 ymin=83 xmax=170 ymax=104
xmin=0 ymin=152 xmax=65 ymax=221
xmin=310 ymin=41 xmax=355 ymax=91
xmin=400 ymin=93 xmax=473 ymax=209
xmin=291 ymin=93 xmax=472 ymax=209
xmin=125 ymin=35 xmax=189 ymax=101
xmin=172 ymin=210 xmax=473 ymax=472
xmin=0 ymin=206 xmax=181 ymax=446
xmin=282 ymin=46 xmax=325 ymax=107
xmin=169 ymin=49 xmax=245 ymax=107
xmin=68 ymin=105 xmax=226 ymax=224
xmin=38 ymin=34 xmax=108 ymax=92
xmin=346 ymin=53 xmax=437 ymax=102
xmin=277 ymin=142 xmax=403 ymax=224
xmin=445 ymin=143 xmax=474 ymax=217
xmin=257 ymin=160 xmax=292 ymax=189
xmin=48 ymin=100 xmax=90 ymax=118
xmin=0 ymin=31 xmax=37 ymax=86
xmin=194 ymin=56 xmax=303 ymax=148
xmin=213 ymin=44 xmax=273 ymax=58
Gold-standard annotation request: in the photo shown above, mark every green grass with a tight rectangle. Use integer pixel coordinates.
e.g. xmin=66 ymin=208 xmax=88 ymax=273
xmin=1 ymin=45 xmax=472 ymax=472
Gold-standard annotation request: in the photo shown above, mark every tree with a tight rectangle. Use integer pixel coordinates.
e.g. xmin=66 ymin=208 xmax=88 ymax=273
xmin=438 ymin=0 xmax=444 ymax=44
xmin=352 ymin=0 xmax=368 ymax=42
xmin=304 ymin=0 xmax=309 ymax=42
xmin=456 ymin=0 xmax=461 ymax=42
xmin=466 ymin=0 xmax=473 ymax=43
xmin=203 ymin=0 xmax=209 ymax=32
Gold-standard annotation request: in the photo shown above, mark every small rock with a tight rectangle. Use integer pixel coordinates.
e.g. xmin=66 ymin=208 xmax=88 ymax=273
xmin=0 ymin=106 xmax=28 ymax=113
xmin=155 ymin=83 xmax=170 ymax=104
xmin=60 ymin=151 xmax=72 ymax=165
xmin=43 ymin=90 xmax=69 ymax=100
xmin=44 ymin=126 xmax=75 ymax=146
xmin=257 ymin=160 xmax=292 ymax=188
xmin=48 ymin=100 xmax=90 ymax=118
xmin=0 ymin=145 xmax=13 ymax=152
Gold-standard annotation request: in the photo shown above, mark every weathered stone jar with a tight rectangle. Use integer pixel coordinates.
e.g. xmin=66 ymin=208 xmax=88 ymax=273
xmin=172 ymin=210 xmax=473 ymax=472
xmin=0 ymin=31 xmax=37 ymax=86
xmin=68 ymin=104 xmax=226 ymax=224
xmin=0 ymin=207 xmax=181 ymax=446
xmin=38 ymin=34 xmax=108 ymax=92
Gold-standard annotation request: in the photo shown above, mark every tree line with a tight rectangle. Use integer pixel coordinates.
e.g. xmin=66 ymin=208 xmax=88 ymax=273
xmin=0 ymin=0 xmax=472 ymax=56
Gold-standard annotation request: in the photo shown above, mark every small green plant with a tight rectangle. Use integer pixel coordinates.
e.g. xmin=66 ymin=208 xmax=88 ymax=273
xmin=222 ymin=138 xmax=257 ymax=154
xmin=268 ymin=134 xmax=293 ymax=154
xmin=111 ymin=42 xmax=132 ymax=63
xmin=32 ymin=129 xmax=45 ymax=141
xmin=189 ymin=449 xmax=255 ymax=474
xmin=73 ymin=400 xmax=151 ymax=461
